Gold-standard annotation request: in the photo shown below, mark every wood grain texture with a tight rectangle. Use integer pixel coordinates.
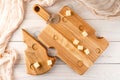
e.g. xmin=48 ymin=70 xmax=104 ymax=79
xmin=22 ymin=29 xmax=56 ymax=75
xmin=34 ymin=5 xmax=108 ymax=74
xmin=6 ymin=0 xmax=120 ymax=80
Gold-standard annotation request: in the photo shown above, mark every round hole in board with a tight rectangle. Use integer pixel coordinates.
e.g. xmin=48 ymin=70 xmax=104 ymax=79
xmin=48 ymin=47 xmax=57 ymax=57
xmin=34 ymin=6 xmax=40 ymax=12
xmin=47 ymin=14 xmax=60 ymax=24
xmin=51 ymin=17 xmax=59 ymax=23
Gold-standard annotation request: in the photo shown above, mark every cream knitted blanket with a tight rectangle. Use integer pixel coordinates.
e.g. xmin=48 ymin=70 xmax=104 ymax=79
xmin=0 ymin=0 xmax=56 ymax=80
xmin=0 ymin=0 xmax=28 ymax=80
xmin=76 ymin=0 xmax=120 ymax=18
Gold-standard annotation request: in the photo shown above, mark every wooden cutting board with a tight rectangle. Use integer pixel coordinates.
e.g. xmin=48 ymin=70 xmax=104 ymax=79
xmin=22 ymin=29 xmax=56 ymax=75
xmin=31 ymin=4 xmax=109 ymax=75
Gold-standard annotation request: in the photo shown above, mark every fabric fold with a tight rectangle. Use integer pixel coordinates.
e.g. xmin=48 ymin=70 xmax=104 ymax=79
xmin=0 ymin=0 xmax=29 ymax=80
xmin=76 ymin=0 xmax=120 ymax=18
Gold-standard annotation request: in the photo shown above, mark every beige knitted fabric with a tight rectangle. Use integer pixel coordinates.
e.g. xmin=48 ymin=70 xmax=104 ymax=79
xmin=38 ymin=0 xmax=56 ymax=7
xmin=0 ymin=0 xmax=56 ymax=79
xmin=0 ymin=50 xmax=17 ymax=80
xmin=0 ymin=0 xmax=29 ymax=80
xmin=76 ymin=0 xmax=120 ymax=18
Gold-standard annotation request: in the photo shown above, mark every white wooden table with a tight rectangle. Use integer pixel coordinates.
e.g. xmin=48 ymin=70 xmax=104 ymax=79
xmin=9 ymin=0 xmax=120 ymax=80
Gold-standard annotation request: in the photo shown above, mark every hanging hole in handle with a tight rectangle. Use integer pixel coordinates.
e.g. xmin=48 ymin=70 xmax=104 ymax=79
xmin=34 ymin=6 xmax=40 ymax=12
xmin=47 ymin=14 xmax=60 ymax=24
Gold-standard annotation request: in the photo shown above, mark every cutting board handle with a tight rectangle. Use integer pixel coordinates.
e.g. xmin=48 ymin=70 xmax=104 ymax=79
xmin=33 ymin=4 xmax=50 ymax=21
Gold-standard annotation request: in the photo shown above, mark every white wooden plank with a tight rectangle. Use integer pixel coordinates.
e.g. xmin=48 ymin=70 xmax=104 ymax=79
xmin=10 ymin=19 xmax=120 ymax=42
xmin=8 ymin=42 xmax=120 ymax=64
xmin=14 ymin=64 xmax=120 ymax=80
